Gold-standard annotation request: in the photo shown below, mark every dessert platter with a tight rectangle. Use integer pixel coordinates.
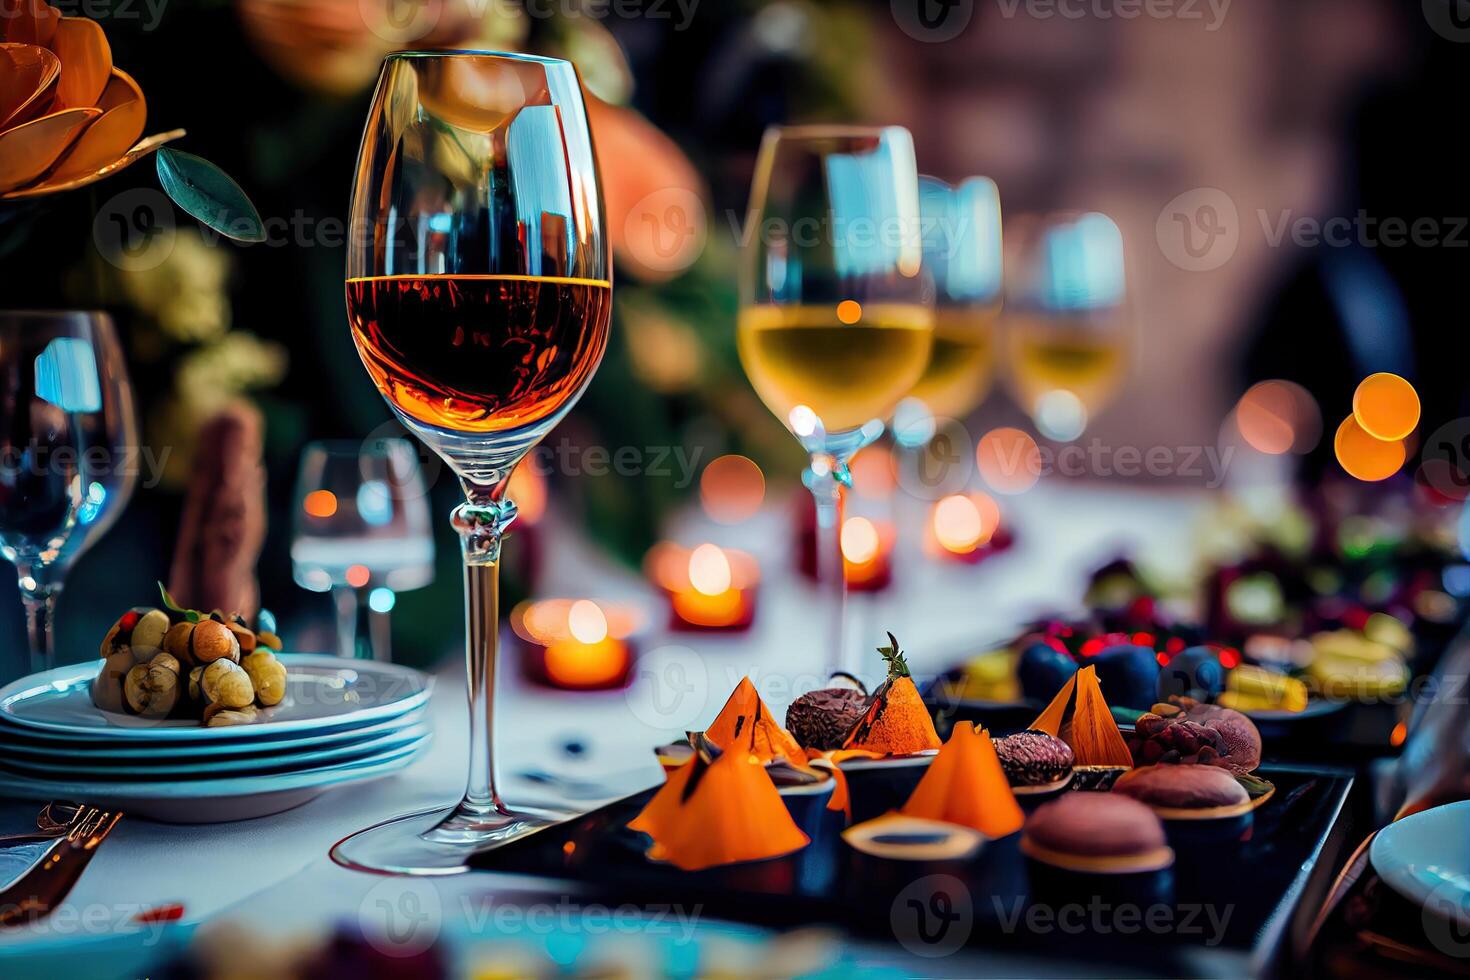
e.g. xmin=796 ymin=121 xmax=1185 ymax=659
xmin=0 ymin=591 xmax=433 ymax=821
xmin=468 ymin=633 xmax=1356 ymax=973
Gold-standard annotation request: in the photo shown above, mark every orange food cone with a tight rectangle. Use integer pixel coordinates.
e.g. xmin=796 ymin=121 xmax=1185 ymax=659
xmin=705 ymin=677 xmax=803 ymax=764
xmin=1070 ymin=666 xmax=1133 ymax=767
xmin=1030 ymin=672 xmax=1078 ymax=736
xmin=901 ymin=723 xmax=1024 ymax=838
xmin=628 ymin=744 xmax=809 ymax=871
xmin=842 ymin=674 xmax=941 ymax=755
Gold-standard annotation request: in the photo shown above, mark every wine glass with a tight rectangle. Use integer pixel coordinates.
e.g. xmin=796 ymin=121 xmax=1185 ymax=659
xmin=0 ymin=311 xmax=137 ymax=678
xmin=901 ymin=175 xmax=1004 ymax=427
xmin=291 ymin=438 xmax=433 ymax=661
xmin=737 ymin=126 xmax=933 ymax=675
xmin=332 ymin=52 xmax=610 ymax=874
xmin=1003 ymin=211 xmax=1129 ymax=441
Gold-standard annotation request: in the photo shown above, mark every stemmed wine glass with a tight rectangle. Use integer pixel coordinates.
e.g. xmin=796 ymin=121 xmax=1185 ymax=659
xmin=1003 ymin=211 xmax=1129 ymax=442
xmin=291 ymin=438 xmax=433 ymax=661
xmin=332 ymin=52 xmax=611 ymax=874
xmin=737 ymin=126 xmax=933 ymax=675
xmin=0 ymin=311 xmax=137 ymax=678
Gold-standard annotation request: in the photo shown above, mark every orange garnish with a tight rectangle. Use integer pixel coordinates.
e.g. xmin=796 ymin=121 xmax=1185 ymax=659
xmin=705 ymin=676 xmax=803 ymax=764
xmin=902 ymin=723 xmax=1023 ymax=838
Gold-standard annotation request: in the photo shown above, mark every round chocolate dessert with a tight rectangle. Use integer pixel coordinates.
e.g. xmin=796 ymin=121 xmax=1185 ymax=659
xmin=1021 ymin=792 xmax=1173 ymax=873
xmin=786 ymin=687 xmax=867 ymax=751
xmin=994 ymin=730 xmax=1075 ymax=792
xmin=1112 ymin=764 xmax=1251 ymax=819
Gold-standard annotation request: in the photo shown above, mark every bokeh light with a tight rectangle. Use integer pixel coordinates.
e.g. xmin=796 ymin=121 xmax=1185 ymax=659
xmin=836 ymin=299 xmax=862 ymax=324
xmin=303 ymin=489 xmax=337 ymax=518
xmin=700 ymin=454 xmax=766 ymax=523
xmin=346 ymin=564 xmax=371 ymax=588
xmin=567 ymin=599 xmax=609 ymax=644
xmin=1034 ymin=389 xmax=1088 ymax=442
xmin=932 ymin=492 xmax=1000 ymax=553
xmin=849 ymin=446 xmax=897 ymax=500
xmin=1353 ymin=372 xmax=1420 ymax=441
xmin=507 ymin=461 xmax=547 ymax=525
xmin=841 ymin=516 xmax=881 ymax=564
xmin=1334 ymin=414 xmax=1405 ymax=482
xmin=1235 ymin=380 xmax=1322 ymax=455
xmin=688 ymin=543 xmax=733 ymax=595
xmin=368 ymin=587 xmax=396 ymax=613
xmin=976 ymin=427 xmax=1042 ymax=494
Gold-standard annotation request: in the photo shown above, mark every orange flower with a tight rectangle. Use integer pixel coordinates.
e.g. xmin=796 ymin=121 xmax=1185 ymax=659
xmin=0 ymin=0 xmax=180 ymax=199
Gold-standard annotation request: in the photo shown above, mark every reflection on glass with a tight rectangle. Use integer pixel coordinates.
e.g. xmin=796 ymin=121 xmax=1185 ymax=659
xmin=0 ymin=312 xmax=137 ymax=677
xmin=291 ymin=439 xmax=433 ymax=661
xmin=737 ymin=126 xmax=933 ymax=675
xmin=1004 ymin=212 xmax=1130 ymax=441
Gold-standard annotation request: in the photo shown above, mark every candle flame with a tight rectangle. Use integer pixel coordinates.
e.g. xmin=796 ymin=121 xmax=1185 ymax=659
xmin=689 ymin=544 xmax=732 ymax=596
xmin=841 ymin=517 xmax=881 ymax=565
xmin=567 ymin=599 xmax=608 ymax=644
xmin=933 ymin=493 xmax=999 ymax=554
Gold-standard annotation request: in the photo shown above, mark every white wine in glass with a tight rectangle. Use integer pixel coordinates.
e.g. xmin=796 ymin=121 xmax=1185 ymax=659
xmin=1003 ymin=211 xmax=1129 ymax=440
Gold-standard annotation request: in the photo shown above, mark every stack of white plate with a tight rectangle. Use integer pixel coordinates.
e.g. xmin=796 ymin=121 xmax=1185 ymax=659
xmin=0 ymin=655 xmax=433 ymax=822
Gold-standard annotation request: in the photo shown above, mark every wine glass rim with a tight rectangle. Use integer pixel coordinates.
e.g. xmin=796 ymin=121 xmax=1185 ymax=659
xmin=385 ymin=49 xmax=573 ymax=68
xmin=764 ymin=123 xmax=909 ymax=141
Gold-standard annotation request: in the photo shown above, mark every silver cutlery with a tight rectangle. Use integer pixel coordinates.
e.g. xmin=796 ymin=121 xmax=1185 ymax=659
xmin=0 ymin=804 xmax=121 ymax=927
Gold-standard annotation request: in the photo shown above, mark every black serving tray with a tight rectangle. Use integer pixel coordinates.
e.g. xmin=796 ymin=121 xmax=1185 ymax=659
xmin=468 ymin=766 xmax=1354 ymax=976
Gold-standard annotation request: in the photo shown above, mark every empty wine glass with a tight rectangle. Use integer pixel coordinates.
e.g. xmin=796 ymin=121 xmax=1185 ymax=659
xmin=332 ymin=51 xmax=611 ymax=873
xmin=0 ymin=311 xmax=137 ymax=676
xmin=291 ymin=438 xmax=433 ymax=661
xmin=737 ymin=125 xmax=933 ymax=675
xmin=1003 ymin=211 xmax=1130 ymax=441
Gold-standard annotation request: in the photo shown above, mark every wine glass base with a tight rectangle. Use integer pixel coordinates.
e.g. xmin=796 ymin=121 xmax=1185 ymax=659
xmin=330 ymin=802 xmax=574 ymax=876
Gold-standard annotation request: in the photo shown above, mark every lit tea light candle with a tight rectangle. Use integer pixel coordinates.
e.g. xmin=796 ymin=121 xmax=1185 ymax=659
xmin=842 ymin=516 xmax=894 ymax=592
xmin=646 ymin=542 xmax=759 ymax=630
xmin=511 ymin=598 xmax=642 ymax=690
xmin=927 ymin=492 xmax=1001 ymax=563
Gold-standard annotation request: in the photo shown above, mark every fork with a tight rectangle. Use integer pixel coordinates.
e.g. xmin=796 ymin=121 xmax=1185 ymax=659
xmin=0 ymin=805 xmax=122 ymax=927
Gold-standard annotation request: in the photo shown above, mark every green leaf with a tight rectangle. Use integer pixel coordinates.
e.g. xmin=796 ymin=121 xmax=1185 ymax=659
xmin=158 ymin=582 xmax=202 ymax=623
xmin=878 ymin=631 xmax=910 ymax=679
xmin=155 ymin=148 xmax=265 ymax=243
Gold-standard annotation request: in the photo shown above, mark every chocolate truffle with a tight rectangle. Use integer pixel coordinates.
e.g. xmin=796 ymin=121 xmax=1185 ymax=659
xmin=786 ymin=688 xmax=867 ymax=750
xmin=994 ymin=730 xmax=1074 ymax=789
xmin=1021 ymin=792 xmax=1173 ymax=873
xmin=1113 ymin=764 xmax=1250 ymax=818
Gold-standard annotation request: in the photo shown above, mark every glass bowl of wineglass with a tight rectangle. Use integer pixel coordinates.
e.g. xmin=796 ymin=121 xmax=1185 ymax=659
xmin=0 ymin=311 xmax=137 ymax=680
xmin=1002 ymin=211 xmax=1130 ymax=442
xmin=737 ymin=125 xmax=934 ymax=677
xmin=332 ymin=51 xmax=611 ymax=874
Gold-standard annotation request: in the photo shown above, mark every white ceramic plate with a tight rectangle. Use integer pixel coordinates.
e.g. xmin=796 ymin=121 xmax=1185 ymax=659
xmin=0 ymin=736 xmax=430 ymax=822
xmin=0 ymin=724 xmax=431 ymax=779
xmin=1371 ymin=799 xmax=1470 ymax=929
xmin=0 ymin=655 xmax=431 ymax=740
xmin=0 ymin=707 xmax=427 ymax=760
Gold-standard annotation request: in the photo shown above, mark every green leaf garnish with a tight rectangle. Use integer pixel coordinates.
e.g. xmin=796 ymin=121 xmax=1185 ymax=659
xmin=158 ymin=582 xmax=201 ymax=623
xmin=155 ymin=148 xmax=266 ymax=243
xmin=878 ymin=631 xmax=911 ymax=679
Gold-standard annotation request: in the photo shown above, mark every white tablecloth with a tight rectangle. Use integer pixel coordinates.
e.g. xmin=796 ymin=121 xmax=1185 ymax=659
xmin=0 ymin=483 xmax=1211 ymax=976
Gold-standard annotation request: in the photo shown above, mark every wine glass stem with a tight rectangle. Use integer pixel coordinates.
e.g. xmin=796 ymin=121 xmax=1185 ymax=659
xmin=450 ymin=494 xmax=517 ymax=820
xmin=806 ymin=454 xmax=849 ymax=677
xmin=20 ymin=586 xmax=58 ymax=675
xmin=331 ymin=586 xmax=358 ymax=660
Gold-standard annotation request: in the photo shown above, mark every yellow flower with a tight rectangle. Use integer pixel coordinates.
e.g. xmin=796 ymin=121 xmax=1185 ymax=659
xmin=0 ymin=0 xmax=180 ymax=199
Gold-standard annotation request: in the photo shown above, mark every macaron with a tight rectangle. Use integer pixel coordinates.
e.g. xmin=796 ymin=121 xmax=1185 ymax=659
xmin=1021 ymin=792 xmax=1173 ymax=873
xmin=1112 ymin=764 xmax=1251 ymax=820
